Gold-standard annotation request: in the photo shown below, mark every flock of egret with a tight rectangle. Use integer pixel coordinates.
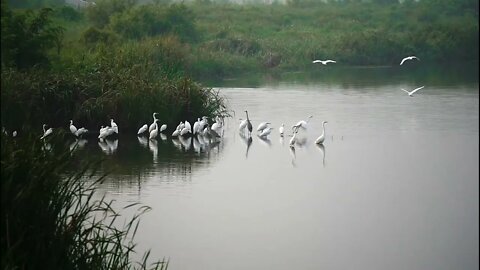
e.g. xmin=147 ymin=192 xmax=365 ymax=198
xmin=239 ymin=111 xmax=328 ymax=149
xmin=313 ymin=55 xmax=425 ymax=97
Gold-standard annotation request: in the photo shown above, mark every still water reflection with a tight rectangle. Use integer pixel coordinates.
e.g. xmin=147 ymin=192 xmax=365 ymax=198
xmin=72 ymin=66 xmax=478 ymax=270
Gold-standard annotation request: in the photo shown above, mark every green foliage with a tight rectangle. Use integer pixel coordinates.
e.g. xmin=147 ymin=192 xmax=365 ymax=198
xmin=109 ymin=3 xmax=199 ymax=42
xmin=81 ymin=26 xmax=118 ymax=46
xmin=1 ymin=6 xmax=64 ymax=68
xmin=1 ymin=37 xmax=227 ymax=132
xmin=86 ymin=0 xmax=137 ymax=28
xmin=1 ymin=133 xmax=168 ymax=269
xmin=53 ymin=5 xmax=83 ymax=21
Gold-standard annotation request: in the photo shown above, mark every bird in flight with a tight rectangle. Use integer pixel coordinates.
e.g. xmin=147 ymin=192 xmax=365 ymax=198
xmin=401 ymin=86 xmax=425 ymax=97
xmin=312 ymin=59 xmax=336 ymax=65
xmin=400 ymin=56 xmax=420 ymax=65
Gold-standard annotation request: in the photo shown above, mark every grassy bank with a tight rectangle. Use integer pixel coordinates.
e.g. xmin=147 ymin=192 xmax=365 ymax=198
xmin=0 ymin=133 xmax=168 ymax=269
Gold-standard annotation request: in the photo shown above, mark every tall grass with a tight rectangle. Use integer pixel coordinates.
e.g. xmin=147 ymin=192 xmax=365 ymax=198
xmin=1 ymin=132 xmax=168 ymax=269
xmin=1 ymin=36 xmax=228 ymax=133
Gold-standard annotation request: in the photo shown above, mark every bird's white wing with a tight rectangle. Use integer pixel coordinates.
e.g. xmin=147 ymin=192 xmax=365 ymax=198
xmin=312 ymin=60 xmax=321 ymax=64
xmin=410 ymin=86 xmax=424 ymax=94
xmin=400 ymin=58 xmax=407 ymax=65
xmin=326 ymin=60 xmax=336 ymax=63
xmin=400 ymin=88 xmax=410 ymax=94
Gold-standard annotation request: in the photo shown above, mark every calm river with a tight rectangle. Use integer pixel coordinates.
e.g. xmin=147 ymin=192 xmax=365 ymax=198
xmin=76 ymin=65 xmax=478 ymax=270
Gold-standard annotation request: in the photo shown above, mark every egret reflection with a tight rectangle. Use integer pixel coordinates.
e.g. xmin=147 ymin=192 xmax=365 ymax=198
xmin=137 ymin=136 xmax=148 ymax=148
xmin=316 ymin=143 xmax=326 ymax=167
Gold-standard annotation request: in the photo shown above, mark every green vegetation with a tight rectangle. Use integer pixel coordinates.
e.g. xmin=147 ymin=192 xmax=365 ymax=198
xmin=1 ymin=133 xmax=168 ymax=269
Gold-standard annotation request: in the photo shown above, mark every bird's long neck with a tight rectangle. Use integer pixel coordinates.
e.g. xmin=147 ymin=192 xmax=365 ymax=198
xmin=153 ymin=113 xmax=157 ymax=121
xmin=43 ymin=125 xmax=46 ymax=133
xmin=245 ymin=111 xmax=249 ymax=120
xmin=321 ymin=123 xmax=326 ymax=136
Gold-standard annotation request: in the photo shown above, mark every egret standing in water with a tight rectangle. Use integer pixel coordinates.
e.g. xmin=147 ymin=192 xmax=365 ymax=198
xmin=137 ymin=124 xmax=148 ymax=135
xmin=292 ymin=115 xmax=313 ymax=131
xmin=245 ymin=110 xmax=252 ymax=136
xmin=401 ymin=86 xmax=425 ymax=97
xmin=315 ymin=121 xmax=328 ymax=145
xmin=289 ymin=126 xmax=299 ymax=147
xmin=279 ymin=123 xmax=285 ymax=137
xmin=40 ymin=124 xmax=53 ymax=140
xmin=149 ymin=120 xmax=158 ymax=140
xmin=400 ymin=55 xmax=419 ymax=65
xmin=149 ymin=113 xmax=159 ymax=133
xmin=69 ymin=120 xmax=77 ymax=135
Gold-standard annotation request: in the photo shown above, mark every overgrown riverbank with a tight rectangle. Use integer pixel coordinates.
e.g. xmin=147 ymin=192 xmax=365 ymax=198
xmin=0 ymin=133 xmax=168 ymax=269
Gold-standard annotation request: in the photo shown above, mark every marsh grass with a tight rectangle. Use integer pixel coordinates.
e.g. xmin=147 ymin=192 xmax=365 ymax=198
xmin=1 ymin=36 xmax=228 ymax=133
xmin=1 ymin=132 xmax=168 ymax=269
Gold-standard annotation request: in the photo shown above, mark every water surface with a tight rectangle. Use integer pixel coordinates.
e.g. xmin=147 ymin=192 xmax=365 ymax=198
xmin=75 ymin=66 xmax=478 ymax=270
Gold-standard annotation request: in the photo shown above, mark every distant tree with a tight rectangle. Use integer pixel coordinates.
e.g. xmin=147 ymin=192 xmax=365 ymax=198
xmin=1 ymin=2 xmax=64 ymax=68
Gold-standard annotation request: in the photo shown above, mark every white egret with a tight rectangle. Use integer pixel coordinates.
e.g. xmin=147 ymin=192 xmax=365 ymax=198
xmin=75 ymin=127 xmax=88 ymax=137
xmin=40 ymin=124 xmax=53 ymax=139
xmin=211 ymin=118 xmax=222 ymax=132
xmin=180 ymin=127 xmax=190 ymax=136
xmin=401 ymin=86 xmax=425 ymax=97
xmin=245 ymin=110 xmax=252 ymax=136
xmin=148 ymin=113 xmax=158 ymax=133
xmin=137 ymin=124 xmax=148 ymax=135
xmin=184 ymin=120 xmax=192 ymax=132
xmin=257 ymin=122 xmax=270 ymax=132
xmin=193 ymin=118 xmax=201 ymax=134
xmin=239 ymin=118 xmax=248 ymax=132
xmin=199 ymin=116 xmax=208 ymax=131
xmin=289 ymin=126 xmax=299 ymax=146
xmin=315 ymin=121 xmax=328 ymax=145
xmin=313 ymin=59 xmax=336 ymax=65
xmin=258 ymin=127 xmax=273 ymax=138
xmin=69 ymin=120 xmax=77 ymax=135
xmin=159 ymin=124 xmax=167 ymax=133
xmin=292 ymin=115 xmax=313 ymax=131
xmin=98 ymin=127 xmax=115 ymax=140
xmin=110 ymin=119 xmax=118 ymax=133
xmin=12 ymin=130 xmax=17 ymax=137
xmin=149 ymin=121 xmax=158 ymax=140
xmin=400 ymin=55 xmax=419 ymax=65
xmin=279 ymin=123 xmax=284 ymax=137
xmin=172 ymin=129 xmax=180 ymax=137
xmin=176 ymin=121 xmax=184 ymax=131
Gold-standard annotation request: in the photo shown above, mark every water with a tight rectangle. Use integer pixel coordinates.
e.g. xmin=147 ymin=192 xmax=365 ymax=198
xmin=73 ymin=65 xmax=479 ymax=270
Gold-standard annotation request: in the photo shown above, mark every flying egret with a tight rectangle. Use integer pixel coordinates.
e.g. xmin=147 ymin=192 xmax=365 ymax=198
xmin=69 ymin=120 xmax=77 ymax=135
xmin=149 ymin=113 xmax=158 ymax=133
xmin=292 ymin=115 xmax=313 ymax=131
xmin=401 ymin=86 xmax=425 ymax=97
xmin=400 ymin=56 xmax=419 ymax=65
xmin=313 ymin=59 xmax=336 ymax=65
xmin=40 ymin=124 xmax=53 ymax=139
xmin=257 ymin=122 xmax=271 ymax=132
xmin=137 ymin=124 xmax=148 ymax=135
xmin=279 ymin=123 xmax=285 ymax=137
xmin=315 ymin=121 xmax=328 ymax=145
xmin=245 ymin=110 xmax=252 ymax=136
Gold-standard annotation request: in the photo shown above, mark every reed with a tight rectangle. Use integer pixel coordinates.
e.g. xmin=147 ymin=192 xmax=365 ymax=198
xmin=0 ymin=132 xmax=168 ymax=269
